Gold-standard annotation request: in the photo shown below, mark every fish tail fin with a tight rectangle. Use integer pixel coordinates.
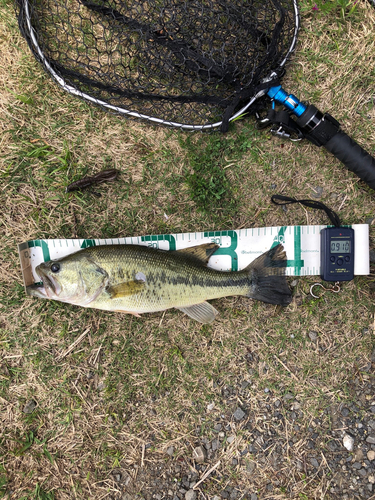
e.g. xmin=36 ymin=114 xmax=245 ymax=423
xmin=245 ymin=244 xmax=292 ymax=306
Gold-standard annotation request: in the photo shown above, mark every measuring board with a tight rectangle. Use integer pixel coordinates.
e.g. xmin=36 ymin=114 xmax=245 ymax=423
xmin=18 ymin=224 xmax=370 ymax=290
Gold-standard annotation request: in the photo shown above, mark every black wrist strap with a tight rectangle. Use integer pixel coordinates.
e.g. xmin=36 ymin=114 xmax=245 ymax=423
xmin=271 ymin=195 xmax=341 ymax=228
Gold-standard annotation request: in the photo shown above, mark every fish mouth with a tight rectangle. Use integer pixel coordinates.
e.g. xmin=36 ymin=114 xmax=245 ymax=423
xmin=27 ymin=266 xmax=61 ymax=298
xmin=26 ymin=281 xmax=48 ymax=299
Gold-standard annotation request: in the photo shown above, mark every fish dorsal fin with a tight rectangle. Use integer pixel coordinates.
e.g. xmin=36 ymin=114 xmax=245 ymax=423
xmin=175 ymin=243 xmax=219 ymax=264
xmin=107 ymin=280 xmax=145 ymax=298
xmin=177 ymin=302 xmax=219 ymax=324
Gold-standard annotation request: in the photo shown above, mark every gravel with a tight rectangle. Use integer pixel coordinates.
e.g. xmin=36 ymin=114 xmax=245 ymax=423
xmin=233 ymin=407 xmax=245 ymax=421
xmin=185 ymin=490 xmax=196 ymax=500
xmin=107 ymin=377 xmax=375 ymax=500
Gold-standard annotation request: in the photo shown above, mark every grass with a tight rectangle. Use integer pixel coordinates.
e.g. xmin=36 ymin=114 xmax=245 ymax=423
xmin=1 ymin=0 xmax=375 ymax=499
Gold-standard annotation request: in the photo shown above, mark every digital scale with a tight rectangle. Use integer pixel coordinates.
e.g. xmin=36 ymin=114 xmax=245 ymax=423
xmin=320 ymin=227 xmax=355 ymax=282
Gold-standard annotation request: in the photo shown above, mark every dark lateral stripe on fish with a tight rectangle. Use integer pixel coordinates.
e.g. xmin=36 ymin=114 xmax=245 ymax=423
xmin=144 ymin=271 xmax=250 ymax=289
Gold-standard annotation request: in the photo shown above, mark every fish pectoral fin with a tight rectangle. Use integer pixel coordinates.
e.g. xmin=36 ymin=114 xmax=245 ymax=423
xmin=175 ymin=243 xmax=219 ymax=264
xmin=177 ymin=302 xmax=219 ymax=324
xmin=107 ymin=280 xmax=145 ymax=298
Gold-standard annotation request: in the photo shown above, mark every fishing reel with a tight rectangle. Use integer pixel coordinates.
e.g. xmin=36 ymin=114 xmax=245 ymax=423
xmin=255 ymin=108 xmax=304 ymax=142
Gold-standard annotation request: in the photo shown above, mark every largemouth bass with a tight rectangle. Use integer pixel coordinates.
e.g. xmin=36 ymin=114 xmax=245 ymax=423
xmin=27 ymin=243 xmax=292 ymax=323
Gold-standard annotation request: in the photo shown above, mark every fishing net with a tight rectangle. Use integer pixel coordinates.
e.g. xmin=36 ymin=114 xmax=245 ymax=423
xmin=16 ymin=0 xmax=298 ymax=131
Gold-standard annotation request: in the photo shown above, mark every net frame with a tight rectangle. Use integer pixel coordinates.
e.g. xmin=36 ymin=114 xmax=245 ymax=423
xmin=17 ymin=0 xmax=300 ymax=130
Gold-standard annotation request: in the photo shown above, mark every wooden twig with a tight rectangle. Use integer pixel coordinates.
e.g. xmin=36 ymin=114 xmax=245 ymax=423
xmin=193 ymin=461 xmax=221 ymax=490
xmin=57 ymin=328 xmax=90 ymax=361
xmin=274 ymin=354 xmax=299 ymax=382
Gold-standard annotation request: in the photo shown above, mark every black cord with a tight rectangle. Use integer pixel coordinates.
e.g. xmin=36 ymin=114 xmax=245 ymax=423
xmin=271 ymin=195 xmax=341 ymax=227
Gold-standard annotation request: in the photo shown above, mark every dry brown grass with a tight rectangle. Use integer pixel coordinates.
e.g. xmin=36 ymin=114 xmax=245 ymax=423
xmin=1 ymin=1 xmax=375 ymax=499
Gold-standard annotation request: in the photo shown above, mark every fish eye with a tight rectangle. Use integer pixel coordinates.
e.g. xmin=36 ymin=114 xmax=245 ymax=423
xmin=51 ymin=263 xmax=60 ymax=273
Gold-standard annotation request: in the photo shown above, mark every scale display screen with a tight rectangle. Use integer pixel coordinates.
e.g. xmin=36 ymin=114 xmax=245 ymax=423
xmin=330 ymin=240 xmax=351 ymax=253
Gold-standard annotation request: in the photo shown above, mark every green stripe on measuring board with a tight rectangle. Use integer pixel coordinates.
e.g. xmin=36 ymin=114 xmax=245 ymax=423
xmin=18 ymin=224 xmax=370 ymax=288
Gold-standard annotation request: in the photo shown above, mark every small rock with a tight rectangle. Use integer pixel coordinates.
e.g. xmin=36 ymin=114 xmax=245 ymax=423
xmin=308 ymin=331 xmax=318 ymax=342
xmin=369 ymin=475 xmax=375 ymax=484
xmin=233 ymin=407 xmax=246 ymax=421
xmin=290 ymin=279 xmax=298 ymax=287
xmin=246 ymin=461 xmax=256 ymax=473
xmin=23 ymin=399 xmax=37 ymax=414
xmin=185 ymin=490 xmax=196 ymax=500
xmin=368 ymin=450 xmax=375 ymax=461
xmin=166 ymin=446 xmax=174 ymax=456
xmin=352 ymin=462 xmax=362 ymax=470
xmin=207 ymin=402 xmax=215 ymax=412
xmin=192 ymin=446 xmax=206 ymax=464
xmin=311 ymin=186 xmax=323 ymax=199
xmin=343 ymin=434 xmax=355 ymax=451
xmin=250 ymin=495 xmax=258 ymax=500
xmin=310 ymin=458 xmax=319 ymax=468
xmin=328 ymin=441 xmax=337 ymax=452
xmin=121 ymin=473 xmax=131 ymax=487
xmin=241 ymin=380 xmax=250 ymax=390
xmin=367 ymin=436 xmax=375 ymax=445
xmin=341 ymin=407 xmax=350 ymax=417
xmin=283 ymin=393 xmax=294 ymax=401
xmin=227 ymin=436 xmax=236 ymax=444
xmin=212 ymin=438 xmax=219 ymax=451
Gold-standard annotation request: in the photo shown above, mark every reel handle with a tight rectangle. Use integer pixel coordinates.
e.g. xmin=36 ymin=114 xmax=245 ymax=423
xmin=296 ymin=104 xmax=375 ymax=189
xmin=324 ymin=131 xmax=375 ymax=189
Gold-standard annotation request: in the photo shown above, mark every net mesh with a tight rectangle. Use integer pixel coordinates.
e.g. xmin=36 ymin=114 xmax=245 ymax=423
xmin=16 ymin=0 xmax=297 ymax=129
